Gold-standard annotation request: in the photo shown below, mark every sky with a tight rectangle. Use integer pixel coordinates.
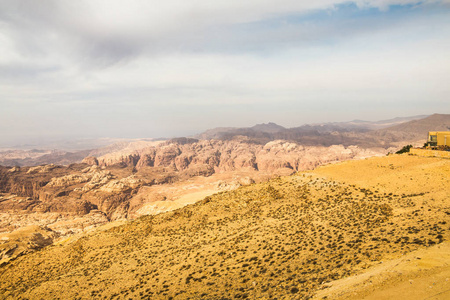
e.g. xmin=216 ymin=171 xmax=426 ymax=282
xmin=1 ymin=0 xmax=449 ymax=146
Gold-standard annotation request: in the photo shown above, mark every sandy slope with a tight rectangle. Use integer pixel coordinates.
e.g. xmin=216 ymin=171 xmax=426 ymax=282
xmin=313 ymin=242 xmax=450 ymax=300
xmin=0 ymin=154 xmax=448 ymax=299
xmin=311 ymin=154 xmax=450 ymax=300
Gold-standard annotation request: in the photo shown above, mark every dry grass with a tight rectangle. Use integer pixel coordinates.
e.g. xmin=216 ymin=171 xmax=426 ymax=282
xmin=0 ymin=154 xmax=448 ymax=299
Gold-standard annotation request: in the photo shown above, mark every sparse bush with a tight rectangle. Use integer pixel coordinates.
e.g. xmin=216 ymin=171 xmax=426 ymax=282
xmin=395 ymin=145 xmax=412 ymax=154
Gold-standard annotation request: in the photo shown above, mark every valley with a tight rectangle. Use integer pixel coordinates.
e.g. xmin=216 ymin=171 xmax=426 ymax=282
xmin=2 ymin=1 xmax=450 ymax=298
xmin=0 ymin=139 xmax=384 ymax=237
xmin=0 ymin=114 xmax=449 ymax=299
xmin=0 ymin=154 xmax=448 ymax=299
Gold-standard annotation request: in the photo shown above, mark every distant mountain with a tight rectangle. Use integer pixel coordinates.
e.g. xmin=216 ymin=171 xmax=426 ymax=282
xmin=364 ymin=113 xmax=450 ymax=147
xmin=0 ymin=140 xmax=159 ymax=167
xmin=375 ymin=113 xmax=450 ymax=135
xmin=2 ymin=138 xmax=136 ymax=151
xmin=372 ymin=115 xmax=430 ymax=126
xmin=193 ymin=115 xmax=430 ymax=142
xmin=320 ymin=115 xmax=429 ymax=131
xmin=251 ymin=122 xmax=286 ymax=133
xmin=193 ymin=114 xmax=441 ymax=147
xmin=0 ymin=149 xmax=92 ymax=167
xmin=193 ymin=127 xmax=238 ymax=140
xmin=2 ymin=114 xmax=448 ymax=167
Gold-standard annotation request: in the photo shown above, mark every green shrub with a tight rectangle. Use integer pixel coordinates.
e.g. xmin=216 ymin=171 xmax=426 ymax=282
xmin=395 ymin=145 xmax=412 ymax=154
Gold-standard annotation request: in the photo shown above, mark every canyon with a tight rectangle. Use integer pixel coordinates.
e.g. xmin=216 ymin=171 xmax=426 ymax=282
xmin=0 ymin=113 xmax=449 ymax=291
xmin=0 ymin=154 xmax=448 ymax=299
xmin=0 ymin=139 xmax=383 ymax=237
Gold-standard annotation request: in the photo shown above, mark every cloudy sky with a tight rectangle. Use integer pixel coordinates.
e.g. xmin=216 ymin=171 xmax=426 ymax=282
xmin=1 ymin=0 xmax=449 ymax=146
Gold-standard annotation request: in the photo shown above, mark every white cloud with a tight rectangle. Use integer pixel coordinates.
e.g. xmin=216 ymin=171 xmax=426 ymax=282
xmin=0 ymin=0 xmax=448 ymax=69
xmin=0 ymin=0 xmax=449 ymax=144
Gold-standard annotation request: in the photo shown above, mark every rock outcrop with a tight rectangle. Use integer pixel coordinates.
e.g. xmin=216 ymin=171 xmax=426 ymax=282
xmin=0 ymin=225 xmax=58 ymax=266
xmin=97 ymin=139 xmax=385 ymax=174
xmin=82 ymin=156 xmax=99 ymax=166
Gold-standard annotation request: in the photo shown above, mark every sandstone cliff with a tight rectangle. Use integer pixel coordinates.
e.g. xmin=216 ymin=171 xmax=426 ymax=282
xmin=96 ymin=139 xmax=385 ymax=173
xmin=0 ymin=139 xmax=387 ymax=240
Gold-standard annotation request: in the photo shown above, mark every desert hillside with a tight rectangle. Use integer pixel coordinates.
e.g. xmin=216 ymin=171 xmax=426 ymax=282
xmin=0 ymin=154 xmax=448 ymax=299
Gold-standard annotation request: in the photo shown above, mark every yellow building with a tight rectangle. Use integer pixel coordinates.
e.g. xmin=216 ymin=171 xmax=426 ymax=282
xmin=428 ymin=131 xmax=450 ymax=147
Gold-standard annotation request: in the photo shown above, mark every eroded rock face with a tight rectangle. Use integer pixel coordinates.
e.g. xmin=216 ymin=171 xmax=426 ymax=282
xmin=46 ymin=173 xmax=92 ymax=187
xmin=0 ymin=165 xmax=131 ymax=222
xmin=82 ymin=156 xmax=99 ymax=166
xmin=0 ymin=139 xmax=386 ymax=242
xmin=0 ymin=225 xmax=58 ymax=266
xmin=26 ymin=164 xmax=58 ymax=174
xmin=97 ymin=139 xmax=385 ymax=174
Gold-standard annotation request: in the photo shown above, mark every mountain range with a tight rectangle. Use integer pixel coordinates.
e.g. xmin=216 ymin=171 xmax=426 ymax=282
xmin=194 ymin=114 xmax=449 ymax=147
xmin=194 ymin=114 xmax=430 ymax=140
xmin=1 ymin=113 xmax=449 ymax=167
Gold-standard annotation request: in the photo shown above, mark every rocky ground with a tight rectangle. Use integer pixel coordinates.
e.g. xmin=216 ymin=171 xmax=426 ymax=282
xmin=0 ymin=154 xmax=448 ymax=299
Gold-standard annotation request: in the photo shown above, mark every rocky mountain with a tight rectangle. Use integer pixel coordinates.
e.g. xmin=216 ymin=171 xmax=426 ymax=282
xmin=251 ymin=122 xmax=286 ymax=133
xmin=0 ymin=113 xmax=447 ymax=260
xmin=193 ymin=123 xmax=286 ymax=140
xmin=1 ymin=114 xmax=442 ymax=167
xmin=0 ymin=154 xmax=448 ymax=299
xmin=192 ymin=114 xmax=450 ymax=148
xmin=320 ymin=114 xmax=429 ymax=130
xmin=93 ymin=139 xmax=384 ymax=173
xmin=0 ymin=140 xmax=160 ymax=167
xmin=371 ymin=113 xmax=450 ymax=137
xmin=193 ymin=115 xmax=432 ymax=143
xmin=0 ymin=139 xmax=384 ymax=233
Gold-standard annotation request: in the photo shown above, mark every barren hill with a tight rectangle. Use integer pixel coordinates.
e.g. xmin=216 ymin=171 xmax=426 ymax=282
xmin=369 ymin=113 xmax=450 ymax=141
xmin=251 ymin=122 xmax=286 ymax=133
xmin=193 ymin=115 xmax=434 ymax=146
xmin=193 ymin=114 xmax=450 ymax=148
xmin=379 ymin=113 xmax=450 ymax=134
xmin=0 ymin=154 xmax=448 ymax=299
xmin=331 ymin=114 xmax=429 ymax=130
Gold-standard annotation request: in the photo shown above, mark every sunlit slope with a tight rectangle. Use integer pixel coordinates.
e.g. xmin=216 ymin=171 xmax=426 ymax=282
xmin=312 ymin=154 xmax=449 ymax=195
xmin=0 ymin=155 xmax=448 ymax=299
xmin=311 ymin=154 xmax=450 ymax=300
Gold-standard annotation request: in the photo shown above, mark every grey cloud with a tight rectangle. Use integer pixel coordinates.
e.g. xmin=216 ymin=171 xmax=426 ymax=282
xmin=1 ymin=0 xmax=449 ymax=70
xmin=0 ymin=0 xmax=449 ymax=146
xmin=0 ymin=63 xmax=60 ymax=82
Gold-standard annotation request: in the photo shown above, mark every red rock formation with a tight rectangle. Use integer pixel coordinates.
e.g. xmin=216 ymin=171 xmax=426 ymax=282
xmin=96 ymin=139 xmax=385 ymax=174
xmin=0 ymin=139 xmax=386 ymax=237
xmin=82 ymin=156 xmax=99 ymax=166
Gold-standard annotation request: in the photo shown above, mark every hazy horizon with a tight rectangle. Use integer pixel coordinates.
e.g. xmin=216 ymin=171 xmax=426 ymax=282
xmin=1 ymin=1 xmax=450 ymax=147
xmin=0 ymin=113 xmax=435 ymax=150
